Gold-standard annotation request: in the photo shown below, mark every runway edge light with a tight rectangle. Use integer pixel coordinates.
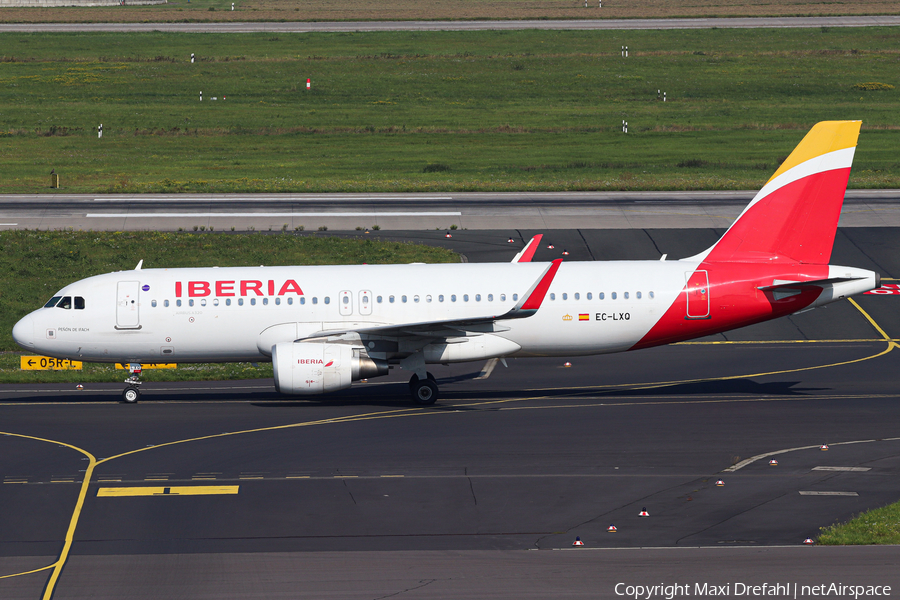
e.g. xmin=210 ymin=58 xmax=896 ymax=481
xmin=769 ymin=459 xmax=779 ymax=466
xmin=804 ymin=538 xmax=815 ymax=545
xmin=639 ymin=507 xmax=649 ymax=517
xmin=820 ymin=444 xmax=829 ymax=451
xmin=607 ymin=524 xmax=617 ymax=533
xmin=715 ymin=479 xmax=725 ymax=486
xmin=573 ymin=536 xmax=584 ymax=546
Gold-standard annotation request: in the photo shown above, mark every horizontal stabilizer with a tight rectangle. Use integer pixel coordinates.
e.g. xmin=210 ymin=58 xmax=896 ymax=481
xmin=758 ymin=277 xmax=863 ymax=292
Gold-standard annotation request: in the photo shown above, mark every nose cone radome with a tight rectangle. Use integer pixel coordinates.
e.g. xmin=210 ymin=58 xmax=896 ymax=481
xmin=12 ymin=314 xmax=35 ymax=350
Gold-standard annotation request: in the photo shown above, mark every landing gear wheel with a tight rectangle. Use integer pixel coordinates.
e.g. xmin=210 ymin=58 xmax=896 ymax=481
xmin=409 ymin=373 xmax=439 ymax=405
xmin=122 ymin=386 xmax=140 ymax=404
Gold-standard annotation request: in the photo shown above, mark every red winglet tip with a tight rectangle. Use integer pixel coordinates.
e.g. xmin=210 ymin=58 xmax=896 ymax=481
xmin=520 ymin=259 xmax=562 ymax=311
xmin=517 ymin=234 xmax=543 ymax=263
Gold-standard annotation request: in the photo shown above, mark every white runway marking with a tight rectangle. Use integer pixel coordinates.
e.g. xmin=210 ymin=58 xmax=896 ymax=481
xmin=91 ymin=196 xmax=453 ymax=202
xmin=799 ymin=491 xmax=859 ymax=496
xmin=812 ymin=466 xmax=872 ymax=472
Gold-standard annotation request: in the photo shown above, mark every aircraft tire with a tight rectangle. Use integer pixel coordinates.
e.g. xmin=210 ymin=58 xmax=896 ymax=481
xmin=411 ymin=379 xmax=439 ymax=405
xmin=122 ymin=386 xmax=140 ymax=404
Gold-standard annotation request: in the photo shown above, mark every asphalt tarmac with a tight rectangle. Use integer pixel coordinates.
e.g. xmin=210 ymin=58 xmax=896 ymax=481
xmin=1 ymin=226 xmax=899 ymax=599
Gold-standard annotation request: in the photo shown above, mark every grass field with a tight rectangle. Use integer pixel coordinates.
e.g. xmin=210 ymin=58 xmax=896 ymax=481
xmin=0 ymin=230 xmax=458 ymax=370
xmin=818 ymin=500 xmax=900 ymax=545
xmin=1 ymin=0 xmax=897 ymax=24
xmin=1 ymin=28 xmax=899 ymax=192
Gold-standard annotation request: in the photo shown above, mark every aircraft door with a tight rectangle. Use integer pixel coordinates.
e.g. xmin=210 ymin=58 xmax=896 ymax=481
xmin=685 ymin=270 xmax=710 ymax=319
xmin=339 ymin=290 xmax=353 ymax=316
xmin=116 ymin=281 xmax=141 ymax=329
xmin=684 ymin=271 xmax=709 ymax=319
xmin=359 ymin=290 xmax=372 ymax=315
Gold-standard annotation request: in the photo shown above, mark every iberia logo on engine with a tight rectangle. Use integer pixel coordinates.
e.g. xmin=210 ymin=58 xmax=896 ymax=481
xmin=297 ymin=359 xmax=334 ymax=367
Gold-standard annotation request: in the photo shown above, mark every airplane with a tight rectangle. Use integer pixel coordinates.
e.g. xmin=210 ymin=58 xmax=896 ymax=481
xmin=11 ymin=121 xmax=879 ymax=405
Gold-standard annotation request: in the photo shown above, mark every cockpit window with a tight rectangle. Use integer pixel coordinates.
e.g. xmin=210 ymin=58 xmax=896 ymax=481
xmin=44 ymin=296 xmax=62 ymax=308
xmin=74 ymin=296 xmax=85 ymax=310
xmin=57 ymin=296 xmax=72 ymax=310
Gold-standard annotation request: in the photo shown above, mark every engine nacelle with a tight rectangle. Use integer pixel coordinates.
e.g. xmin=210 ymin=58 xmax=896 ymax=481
xmin=271 ymin=342 xmax=387 ymax=395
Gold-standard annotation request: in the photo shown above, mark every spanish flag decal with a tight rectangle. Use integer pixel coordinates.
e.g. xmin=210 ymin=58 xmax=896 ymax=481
xmin=579 ymin=314 xmax=590 ymax=321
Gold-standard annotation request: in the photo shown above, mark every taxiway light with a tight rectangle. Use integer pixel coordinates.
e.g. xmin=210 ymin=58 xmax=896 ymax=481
xmin=508 ymin=237 xmax=515 ymax=243
xmin=562 ymin=250 xmax=570 ymax=255
xmin=769 ymin=459 xmax=778 ymax=466
xmin=639 ymin=508 xmax=649 ymax=517
xmin=563 ymin=361 xmax=572 ymax=367
xmin=76 ymin=384 xmax=84 ymax=390
xmin=607 ymin=524 xmax=617 ymax=533
xmin=820 ymin=444 xmax=829 ymax=451
xmin=803 ymin=538 xmax=815 ymax=545
xmin=573 ymin=536 xmax=584 ymax=546
xmin=715 ymin=479 xmax=725 ymax=486
xmin=548 ymin=244 xmax=555 ymax=249
xmin=445 ymin=233 xmax=452 ymax=238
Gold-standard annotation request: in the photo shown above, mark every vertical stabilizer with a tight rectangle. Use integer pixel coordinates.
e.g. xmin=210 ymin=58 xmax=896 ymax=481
xmin=688 ymin=121 xmax=861 ymax=265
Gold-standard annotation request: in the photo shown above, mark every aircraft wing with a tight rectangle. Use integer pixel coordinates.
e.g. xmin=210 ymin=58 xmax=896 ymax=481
xmin=301 ymin=259 xmax=562 ymax=342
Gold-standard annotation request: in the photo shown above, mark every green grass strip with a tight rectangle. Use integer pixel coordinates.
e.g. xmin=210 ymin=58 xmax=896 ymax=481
xmin=2 ymin=28 xmax=899 ymax=193
xmin=818 ymin=500 xmax=900 ymax=545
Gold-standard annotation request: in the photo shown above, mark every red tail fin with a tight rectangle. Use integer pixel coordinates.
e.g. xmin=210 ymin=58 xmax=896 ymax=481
xmin=695 ymin=121 xmax=861 ymax=265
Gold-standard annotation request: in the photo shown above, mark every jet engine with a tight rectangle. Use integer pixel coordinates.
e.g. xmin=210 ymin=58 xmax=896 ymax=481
xmin=271 ymin=342 xmax=388 ymax=395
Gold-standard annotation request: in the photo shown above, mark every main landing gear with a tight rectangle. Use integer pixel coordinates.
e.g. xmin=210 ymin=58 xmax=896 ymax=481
xmin=122 ymin=362 xmax=142 ymax=404
xmin=409 ymin=372 xmax=438 ymax=405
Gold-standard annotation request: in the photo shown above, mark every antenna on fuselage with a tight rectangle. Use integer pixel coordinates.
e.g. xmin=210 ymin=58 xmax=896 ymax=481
xmin=135 ymin=260 xmax=143 ymax=270
xmin=660 ymin=254 xmax=667 ymax=261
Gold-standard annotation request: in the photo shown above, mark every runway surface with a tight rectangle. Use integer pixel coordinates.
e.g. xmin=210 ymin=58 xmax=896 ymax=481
xmin=3 ymin=15 xmax=900 ymax=33
xmin=1 ymin=225 xmax=900 ymax=598
xmin=3 ymin=190 xmax=900 ymax=232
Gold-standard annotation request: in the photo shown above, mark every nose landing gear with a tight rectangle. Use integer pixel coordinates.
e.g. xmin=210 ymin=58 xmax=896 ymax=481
xmin=122 ymin=363 xmax=142 ymax=403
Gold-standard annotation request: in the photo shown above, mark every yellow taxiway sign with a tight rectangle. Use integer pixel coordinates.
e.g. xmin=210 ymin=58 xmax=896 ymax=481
xmin=20 ymin=356 xmax=82 ymax=370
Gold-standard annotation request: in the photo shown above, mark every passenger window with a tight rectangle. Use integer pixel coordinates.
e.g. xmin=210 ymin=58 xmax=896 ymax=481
xmin=57 ymin=296 xmax=72 ymax=310
xmin=513 ymin=294 xmax=518 ymax=301
xmin=44 ymin=296 xmax=62 ymax=308
xmin=451 ymin=295 xmax=457 ymax=302
xmin=226 ymin=299 xmax=231 ymax=306
xmin=164 ymin=300 xmax=170 ymax=307
xmin=300 ymin=297 xmax=306 ymax=305
xmin=624 ymin=292 xmax=629 ymax=300
xmin=414 ymin=295 xmax=420 ymax=303
xmin=438 ymin=295 xmax=444 ymax=302
xmin=343 ymin=296 xmax=349 ymax=304
xmin=324 ymin=297 xmax=330 ymax=304
xmin=475 ymin=294 xmax=481 ymax=302
xmin=251 ymin=298 xmax=256 ymax=306
xmin=612 ymin=292 xmax=617 ymax=300
xmin=275 ymin=297 xmax=280 ymax=305
xmin=389 ymin=295 xmax=395 ymax=303
xmin=312 ymin=297 xmax=318 ymax=305
xmin=189 ymin=299 xmax=194 ymax=307
xmin=550 ymin=293 xmax=555 ymax=301
xmin=500 ymin=294 xmax=506 ymax=301
xmin=402 ymin=295 xmax=408 ymax=303
xmin=262 ymin=298 xmax=268 ymax=306
xmin=587 ymin=292 xmax=592 ymax=300
xmin=376 ymin=296 xmax=383 ymax=303
xmin=488 ymin=294 xmax=493 ymax=301
xmin=574 ymin=293 xmax=580 ymax=300
xmin=426 ymin=295 xmax=432 ymax=303
xmin=177 ymin=299 xmax=182 ymax=307
xmin=238 ymin=298 xmax=244 ymax=306
xmin=636 ymin=291 xmax=642 ymax=299
xmin=650 ymin=291 xmax=655 ymax=299
xmin=151 ymin=300 xmax=158 ymax=308
xmin=75 ymin=297 xmax=85 ymax=310
xmin=562 ymin=293 xmax=568 ymax=301
xmin=201 ymin=299 xmax=207 ymax=307
xmin=287 ymin=297 xmax=292 ymax=305
xmin=463 ymin=294 xmax=469 ymax=302
xmin=599 ymin=292 xmax=605 ymax=300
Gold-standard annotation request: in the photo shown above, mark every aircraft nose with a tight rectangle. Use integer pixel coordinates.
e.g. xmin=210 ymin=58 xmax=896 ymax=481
xmin=12 ymin=314 xmax=35 ymax=350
